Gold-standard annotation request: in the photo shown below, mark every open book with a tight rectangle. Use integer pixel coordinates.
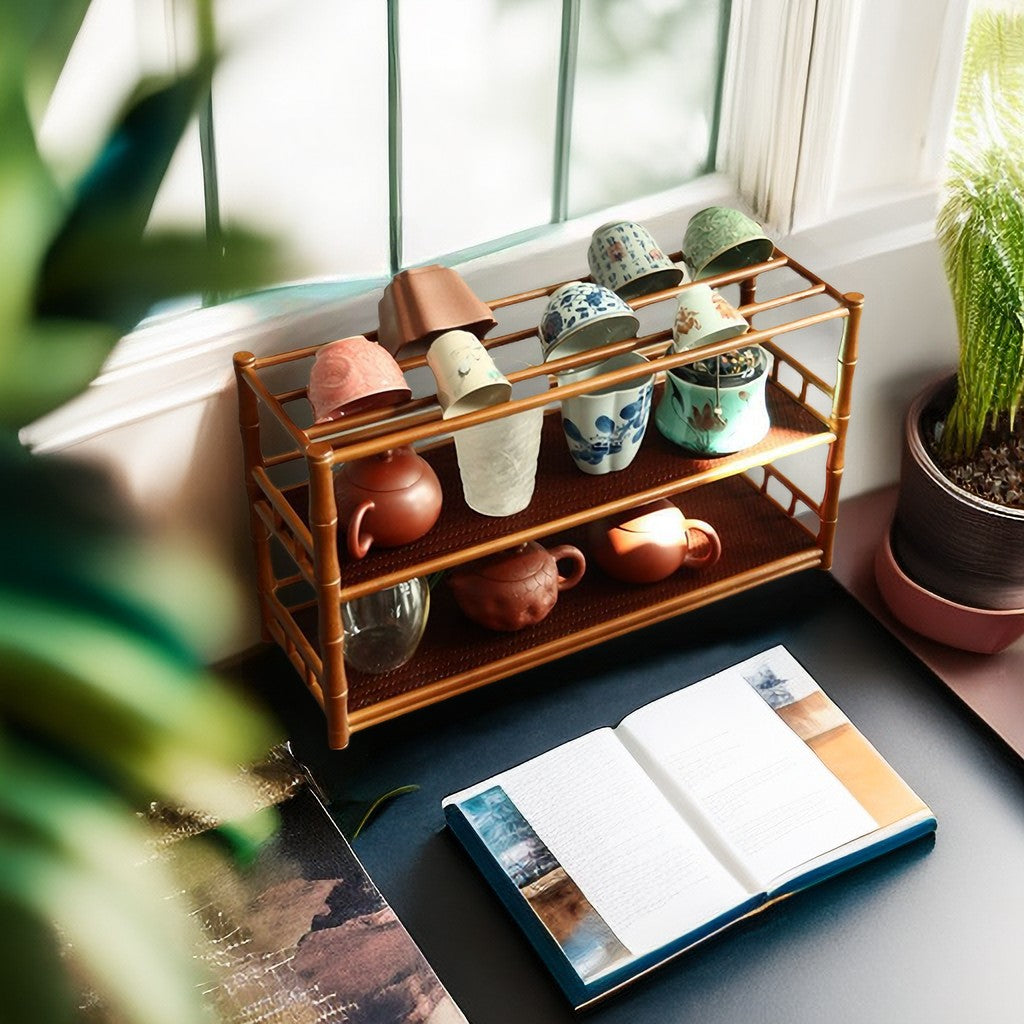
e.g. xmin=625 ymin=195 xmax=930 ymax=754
xmin=442 ymin=646 xmax=936 ymax=1009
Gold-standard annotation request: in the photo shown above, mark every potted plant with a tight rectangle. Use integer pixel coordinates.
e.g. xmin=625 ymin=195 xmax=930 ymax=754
xmin=876 ymin=6 xmax=1024 ymax=653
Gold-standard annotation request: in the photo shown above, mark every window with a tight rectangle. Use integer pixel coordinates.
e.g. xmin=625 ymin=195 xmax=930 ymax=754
xmin=42 ymin=0 xmax=731 ymax=286
xmin=25 ymin=0 xmax=972 ymax=458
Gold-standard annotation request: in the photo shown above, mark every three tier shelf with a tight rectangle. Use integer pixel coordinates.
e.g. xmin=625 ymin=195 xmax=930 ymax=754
xmin=234 ymin=248 xmax=862 ymax=748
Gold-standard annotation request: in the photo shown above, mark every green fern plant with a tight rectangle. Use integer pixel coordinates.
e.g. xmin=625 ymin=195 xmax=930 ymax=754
xmin=937 ymin=6 xmax=1024 ymax=461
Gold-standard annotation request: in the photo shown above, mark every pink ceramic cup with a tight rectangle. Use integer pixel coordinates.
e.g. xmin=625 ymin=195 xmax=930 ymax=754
xmin=308 ymin=335 xmax=412 ymax=423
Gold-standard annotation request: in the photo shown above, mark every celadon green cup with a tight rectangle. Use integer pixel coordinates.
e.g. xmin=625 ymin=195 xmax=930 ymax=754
xmin=682 ymin=206 xmax=774 ymax=280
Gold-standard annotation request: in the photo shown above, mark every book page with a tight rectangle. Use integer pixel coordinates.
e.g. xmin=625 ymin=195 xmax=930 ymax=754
xmin=444 ymin=728 xmax=751 ymax=981
xmin=617 ymin=649 xmax=880 ymax=890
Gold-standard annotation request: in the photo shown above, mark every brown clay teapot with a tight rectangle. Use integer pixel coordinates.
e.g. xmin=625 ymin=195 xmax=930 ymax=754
xmin=334 ymin=446 xmax=442 ymax=559
xmin=586 ymin=499 xmax=721 ymax=584
xmin=449 ymin=541 xmax=586 ymax=632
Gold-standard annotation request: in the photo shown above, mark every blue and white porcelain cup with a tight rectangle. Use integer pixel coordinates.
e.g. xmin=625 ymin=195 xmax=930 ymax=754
xmin=557 ymin=352 xmax=654 ymax=475
xmin=587 ymin=220 xmax=686 ymax=299
xmin=539 ymin=281 xmax=640 ymax=362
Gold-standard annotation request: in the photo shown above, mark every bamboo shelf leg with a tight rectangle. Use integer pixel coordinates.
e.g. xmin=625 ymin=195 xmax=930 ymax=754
xmin=818 ymin=292 xmax=863 ymax=567
xmin=235 ymin=352 xmax=275 ymax=643
xmin=307 ymin=442 xmax=349 ymax=748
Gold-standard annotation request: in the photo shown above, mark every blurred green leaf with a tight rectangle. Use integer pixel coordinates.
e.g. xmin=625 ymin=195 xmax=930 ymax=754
xmin=0 ymin=321 xmax=118 ymax=430
xmin=0 ymin=590 xmax=281 ymax=809
xmin=0 ymin=8 xmax=286 ymax=1024
xmin=0 ymin=91 xmax=62 ymax=356
xmin=37 ymin=227 xmax=280 ymax=336
xmin=0 ymin=433 xmax=244 ymax=661
xmin=0 ymin=740 xmax=218 ymax=1024
xmin=41 ymin=68 xmax=209 ymax=258
xmin=0 ymin=895 xmax=77 ymax=1024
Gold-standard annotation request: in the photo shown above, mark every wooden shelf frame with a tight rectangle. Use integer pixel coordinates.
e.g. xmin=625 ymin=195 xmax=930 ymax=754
xmin=234 ymin=247 xmax=863 ymax=748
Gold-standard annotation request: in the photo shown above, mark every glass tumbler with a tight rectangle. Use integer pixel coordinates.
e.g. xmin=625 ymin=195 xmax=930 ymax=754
xmin=342 ymin=577 xmax=430 ymax=675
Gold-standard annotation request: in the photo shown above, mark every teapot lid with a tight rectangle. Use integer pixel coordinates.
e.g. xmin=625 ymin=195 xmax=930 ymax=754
xmin=341 ymin=446 xmax=426 ymax=491
xmin=468 ymin=542 xmax=545 ymax=583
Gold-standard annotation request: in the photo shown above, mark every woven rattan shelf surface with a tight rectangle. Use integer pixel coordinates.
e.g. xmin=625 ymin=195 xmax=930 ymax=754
xmin=283 ymin=474 xmax=821 ymax=728
xmin=275 ymin=380 xmax=831 ymax=598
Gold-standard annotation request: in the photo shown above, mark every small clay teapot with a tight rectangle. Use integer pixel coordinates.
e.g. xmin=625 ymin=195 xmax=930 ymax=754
xmin=586 ymin=499 xmax=721 ymax=584
xmin=449 ymin=541 xmax=586 ymax=632
xmin=334 ymin=446 xmax=442 ymax=559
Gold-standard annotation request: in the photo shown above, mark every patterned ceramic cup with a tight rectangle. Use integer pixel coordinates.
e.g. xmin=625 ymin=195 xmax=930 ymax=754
xmin=670 ymin=283 xmax=750 ymax=353
xmin=655 ymin=346 xmax=770 ymax=455
xmin=307 ymin=335 xmax=412 ymax=423
xmin=426 ymin=329 xmax=512 ymax=418
xmin=557 ymin=352 xmax=654 ymax=475
xmin=538 ymin=281 xmax=640 ymax=361
xmin=587 ymin=220 xmax=685 ymax=299
xmin=682 ymin=206 xmax=774 ymax=280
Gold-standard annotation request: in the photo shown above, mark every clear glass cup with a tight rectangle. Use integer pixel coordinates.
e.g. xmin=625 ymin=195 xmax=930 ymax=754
xmin=342 ymin=577 xmax=430 ymax=675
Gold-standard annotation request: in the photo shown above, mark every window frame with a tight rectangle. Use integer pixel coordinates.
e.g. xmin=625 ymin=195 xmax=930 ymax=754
xmin=22 ymin=0 xmax=971 ymax=455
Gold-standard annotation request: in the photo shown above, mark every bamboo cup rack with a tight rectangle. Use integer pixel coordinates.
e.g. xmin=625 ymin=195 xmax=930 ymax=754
xmin=234 ymin=248 xmax=862 ymax=749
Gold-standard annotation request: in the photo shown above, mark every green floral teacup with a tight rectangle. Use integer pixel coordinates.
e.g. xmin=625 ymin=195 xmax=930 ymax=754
xmin=655 ymin=345 xmax=770 ymax=455
xmin=682 ymin=206 xmax=774 ymax=280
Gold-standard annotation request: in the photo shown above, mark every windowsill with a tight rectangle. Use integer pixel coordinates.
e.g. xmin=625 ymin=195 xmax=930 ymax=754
xmin=20 ymin=180 xmax=942 ymax=457
xmin=828 ymin=485 xmax=1024 ymax=761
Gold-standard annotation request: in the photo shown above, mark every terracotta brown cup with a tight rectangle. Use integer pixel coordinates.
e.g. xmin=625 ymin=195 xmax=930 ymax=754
xmin=308 ymin=336 xmax=411 ymax=423
xmin=377 ymin=265 xmax=497 ymax=356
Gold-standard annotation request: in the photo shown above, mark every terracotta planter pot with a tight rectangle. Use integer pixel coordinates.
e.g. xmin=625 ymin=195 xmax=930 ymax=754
xmin=875 ymin=529 xmax=1024 ymax=654
xmin=891 ymin=375 xmax=1024 ymax=612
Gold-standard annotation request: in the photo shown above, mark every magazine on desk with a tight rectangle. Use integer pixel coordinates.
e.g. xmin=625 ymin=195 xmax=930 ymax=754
xmin=442 ymin=645 xmax=936 ymax=1009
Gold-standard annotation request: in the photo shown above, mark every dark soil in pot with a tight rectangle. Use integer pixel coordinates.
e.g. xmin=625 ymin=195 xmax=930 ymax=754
xmin=920 ymin=402 xmax=1024 ymax=510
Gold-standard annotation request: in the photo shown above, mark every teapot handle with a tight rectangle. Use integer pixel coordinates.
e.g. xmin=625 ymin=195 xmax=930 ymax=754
xmin=347 ymin=500 xmax=376 ymax=559
xmin=548 ymin=544 xmax=587 ymax=591
xmin=681 ymin=519 xmax=722 ymax=569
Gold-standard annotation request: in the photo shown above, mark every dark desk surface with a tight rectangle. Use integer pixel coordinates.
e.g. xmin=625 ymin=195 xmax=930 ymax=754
xmin=259 ymin=569 xmax=1024 ymax=1024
